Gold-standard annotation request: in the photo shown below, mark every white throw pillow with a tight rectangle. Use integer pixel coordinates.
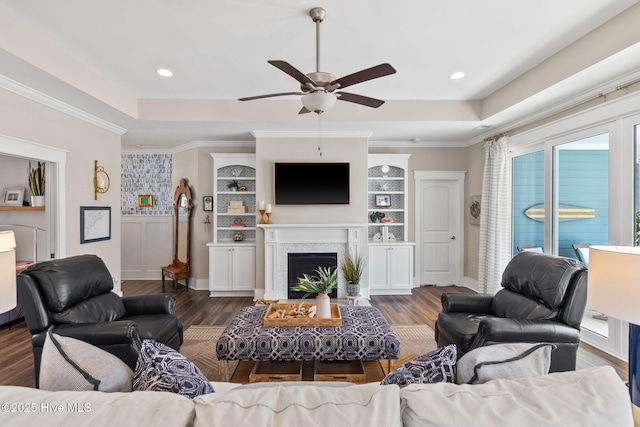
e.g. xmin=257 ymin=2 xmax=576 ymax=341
xmin=456 ymin=342 xmax=554 ymax=384
xmin=39 ymin=328 xmax=133 ymax=392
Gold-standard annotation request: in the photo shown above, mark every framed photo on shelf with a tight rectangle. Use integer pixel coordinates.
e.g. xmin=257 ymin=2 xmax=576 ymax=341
xmin=137 ymin=195 xmax=153 ymax=207
xmin=375 ymin=194 xmax=391 ymax=208
xmin=203 ymin=196 xmax=213 ymax=211
xmin=80 ymin=206 xmax=111 ymax=244
xmin=3 ymin=188 xmax=24 ymax=206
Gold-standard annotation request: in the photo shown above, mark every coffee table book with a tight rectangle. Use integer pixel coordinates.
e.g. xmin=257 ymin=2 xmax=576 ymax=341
xmin=263 ymin=303 xmax=342 ymax=327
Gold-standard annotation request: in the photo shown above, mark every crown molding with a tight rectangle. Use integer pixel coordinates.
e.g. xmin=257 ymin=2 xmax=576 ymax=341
xmin=0 ymin=74 xmax=127 ymax=135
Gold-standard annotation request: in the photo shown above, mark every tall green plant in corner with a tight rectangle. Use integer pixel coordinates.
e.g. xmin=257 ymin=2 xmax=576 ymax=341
xmin=28 ymin=161 xmax=45 ymax=196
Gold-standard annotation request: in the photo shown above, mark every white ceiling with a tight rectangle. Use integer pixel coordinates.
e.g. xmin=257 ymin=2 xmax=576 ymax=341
xmin=0 ymin=0 xmax=639 ymax=151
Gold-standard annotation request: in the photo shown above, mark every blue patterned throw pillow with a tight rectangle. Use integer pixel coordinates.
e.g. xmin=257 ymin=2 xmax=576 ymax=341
xmin=381 ymin=344 xmax=457 ymax=387
xmin=133 ymin=340 xmax=214 ymax=398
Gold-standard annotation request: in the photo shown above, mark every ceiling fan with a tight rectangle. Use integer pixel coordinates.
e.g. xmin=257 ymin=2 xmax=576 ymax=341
xmin=239 ymin=7 xmax=396 ymax=114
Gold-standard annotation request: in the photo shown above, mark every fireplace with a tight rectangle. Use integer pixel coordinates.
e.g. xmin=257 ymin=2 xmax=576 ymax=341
xmin=287 ymin=252 xmax=338 ymax=299
xmin=258 ymin=224 xmax=368 ymax=300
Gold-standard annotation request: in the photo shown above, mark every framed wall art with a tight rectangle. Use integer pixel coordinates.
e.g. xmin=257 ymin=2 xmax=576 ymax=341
xmin=203 ymin=196 xmax=213 ymax=211
xmin=469 ymin=195 xmax=481 ymax=225
xmin=375 ymin=194 xmax=391 ymax=208
xmin=3 ymin=188 xmax=24 ymax=206
xmin=80 ymin=206 xmax=111 ymax=244
xmin=137 ymin=195 xmax=153 ymax=207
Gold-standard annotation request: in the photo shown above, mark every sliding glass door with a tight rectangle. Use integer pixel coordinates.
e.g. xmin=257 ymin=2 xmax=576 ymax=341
xmin=552 ymin=134 xmax=610 ymax=340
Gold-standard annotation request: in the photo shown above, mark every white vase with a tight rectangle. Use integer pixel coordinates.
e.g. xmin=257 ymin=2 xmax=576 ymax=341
xmin=31 ymin=195 xmax=45 ymax=207
xmin=315 ymin=293 xmax=331 ymax=318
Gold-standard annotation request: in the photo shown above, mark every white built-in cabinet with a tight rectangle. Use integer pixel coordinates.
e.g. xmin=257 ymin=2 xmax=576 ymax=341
xmin=368 ymin=154 xmax=415 ymax=294
xmin=207 ymin=154 xmax=256 ymax=297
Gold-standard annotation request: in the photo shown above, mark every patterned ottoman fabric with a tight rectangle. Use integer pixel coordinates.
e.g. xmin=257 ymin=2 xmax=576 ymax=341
xmin=216 ymin=305 xmax=400 ymax=362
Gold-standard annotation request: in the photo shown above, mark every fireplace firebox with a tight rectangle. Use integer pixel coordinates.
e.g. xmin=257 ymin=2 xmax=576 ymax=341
xmin=287 ymin=252 xmax=338 ymax=299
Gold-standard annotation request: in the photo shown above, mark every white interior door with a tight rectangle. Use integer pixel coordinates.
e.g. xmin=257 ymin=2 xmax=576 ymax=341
xmin=414 ymin=171 xmax=464 ymax=286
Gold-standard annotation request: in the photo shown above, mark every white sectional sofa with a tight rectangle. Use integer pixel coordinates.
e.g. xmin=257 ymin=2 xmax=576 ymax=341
xmin=0 ymin=366 xmax=633 ymax=427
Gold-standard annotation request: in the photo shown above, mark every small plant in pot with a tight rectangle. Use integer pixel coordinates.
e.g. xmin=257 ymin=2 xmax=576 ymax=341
xmin=290 ymin=266 xmax=338 ymax=318
xmin=341 ymin=251 xmax=365 ymax=297
xmin=27 ymin=161 xmax=45 ymax=206
xmin=227 ymin=180 xmax=239 ymax=191
xmin=370 ymin=211 xmax=385 ymax=223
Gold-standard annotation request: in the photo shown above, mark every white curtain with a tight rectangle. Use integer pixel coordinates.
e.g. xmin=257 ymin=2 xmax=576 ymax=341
xmin=478 ymin=136 xmax=512 ymax=294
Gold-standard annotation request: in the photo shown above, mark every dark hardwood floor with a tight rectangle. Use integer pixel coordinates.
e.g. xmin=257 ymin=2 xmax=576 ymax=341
xmin=0 ymin=281 xmax=627 ymax=387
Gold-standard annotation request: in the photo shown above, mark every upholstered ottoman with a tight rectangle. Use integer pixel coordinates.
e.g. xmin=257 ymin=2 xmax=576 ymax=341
xmin=216 ymin=305 xmax=400 ymax=381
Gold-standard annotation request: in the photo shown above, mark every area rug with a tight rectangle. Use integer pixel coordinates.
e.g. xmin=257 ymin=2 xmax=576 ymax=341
xmin=180 ymin=324 xmax=437 ymax=382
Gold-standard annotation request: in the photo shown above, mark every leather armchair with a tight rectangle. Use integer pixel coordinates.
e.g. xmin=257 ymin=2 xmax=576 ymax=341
xmin=435 ymin=252 xmax=587 ymax=372
xmin=17 ymin=254 xmax=184 ymax=386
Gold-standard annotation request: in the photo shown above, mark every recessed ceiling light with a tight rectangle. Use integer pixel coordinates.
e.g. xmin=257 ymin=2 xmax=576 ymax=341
xmin=449 ymin=72 xmax=465 ymax=80
xmin=156 ymin=68 xmax=173 ymax=77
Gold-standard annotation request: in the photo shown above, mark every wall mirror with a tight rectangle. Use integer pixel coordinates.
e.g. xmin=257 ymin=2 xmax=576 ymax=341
xmin=162 ymin=178 xmax=193 ymax=287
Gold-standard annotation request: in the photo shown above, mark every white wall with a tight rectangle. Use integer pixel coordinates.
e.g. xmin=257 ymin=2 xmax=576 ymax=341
xmin=0 ymin=87 xmax=122 ymax=290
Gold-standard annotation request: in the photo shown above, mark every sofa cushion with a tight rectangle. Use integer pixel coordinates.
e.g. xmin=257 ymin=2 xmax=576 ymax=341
xmin=381 ymin=344 xmax=457 ymax=387
xmin=456 ymin=342 xmax=554 ymax=384
xmin=401 ymin=366 xmax=632 ymax=427
xmin=192 ymin=382 xmax=402 ymax=427
xmin=0 ymin=386 xmax=194 ymax=427
xmin=133 ymin=340 xmax=214 ymax=398
xmin=39 ymin=328 xmax=133 ymax=392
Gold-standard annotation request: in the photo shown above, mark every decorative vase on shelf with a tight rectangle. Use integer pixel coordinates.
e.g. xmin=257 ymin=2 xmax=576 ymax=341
xmin=346 ymin=282 xmax=360 ymax=297
xmin=30 ymin=196 xmax=45 ymax=207
xmin=315 ymin=293 xmax=331 ymax=318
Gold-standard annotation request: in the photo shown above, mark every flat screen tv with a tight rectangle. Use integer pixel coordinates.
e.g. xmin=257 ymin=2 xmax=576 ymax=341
xmin=274 ymin=162 xmax=350 ymax=205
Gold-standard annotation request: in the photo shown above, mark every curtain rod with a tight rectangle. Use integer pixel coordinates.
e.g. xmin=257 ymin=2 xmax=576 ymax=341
xmin=485 ymin=77 xmax=640 ymax=141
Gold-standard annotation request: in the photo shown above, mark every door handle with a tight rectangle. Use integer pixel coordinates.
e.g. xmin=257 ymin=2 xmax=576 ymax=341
xmin=450 ymin=236 xmax=456 ymax=240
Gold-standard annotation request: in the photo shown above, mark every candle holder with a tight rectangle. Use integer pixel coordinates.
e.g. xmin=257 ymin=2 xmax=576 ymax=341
xmin=266 ymin=212 xmax=273 ymax=224
xmin=259 ymin=209 xmax=266 ymax=224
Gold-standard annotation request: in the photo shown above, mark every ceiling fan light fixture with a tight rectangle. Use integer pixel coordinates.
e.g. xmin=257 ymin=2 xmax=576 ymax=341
xmin=301 ymin=91 xmax=337 ymax=114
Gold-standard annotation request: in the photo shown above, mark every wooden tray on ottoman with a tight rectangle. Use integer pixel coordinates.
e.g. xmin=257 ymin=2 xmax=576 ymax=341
xmin=263 ymin=303 xmax=342 ymax=327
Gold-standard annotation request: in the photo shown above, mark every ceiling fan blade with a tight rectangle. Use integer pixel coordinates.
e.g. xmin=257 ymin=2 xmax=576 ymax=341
xmin=298 ymin=106 xmax=311 ymax=114
xmin=268 ymin=60 xmax=317 ymax=87
xmin=239 ymin=92 xmax=304 ymax=101
xmin=330 ymin=63 xmax=396 ymax=89
xmin=337 ymin=92 xmax=385 ymax=108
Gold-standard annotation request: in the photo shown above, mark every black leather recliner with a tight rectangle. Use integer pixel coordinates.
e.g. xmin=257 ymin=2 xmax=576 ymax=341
xmin=17 ymin=254 xmax=184 ymax=386
xmin=435 ymin=252 xmax=588 ymax=372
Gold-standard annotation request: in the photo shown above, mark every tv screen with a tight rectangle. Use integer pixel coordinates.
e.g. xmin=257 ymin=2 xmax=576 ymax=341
xmin=274 ymin=163 xmax=350 ymax=205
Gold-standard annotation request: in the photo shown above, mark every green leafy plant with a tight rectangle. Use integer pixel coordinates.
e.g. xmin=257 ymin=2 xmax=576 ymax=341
xmin=290 ymin=266 xmax=338 ymax=297
xmin=27 ymin=161 xmax=45 ymax=196
xmin=370 ymin=211 xmax=385 ymax=223
xmin=227 ymin=180 xmax=239 ymax=190
xmin=340 ymin=251 xmax=365 ymax=284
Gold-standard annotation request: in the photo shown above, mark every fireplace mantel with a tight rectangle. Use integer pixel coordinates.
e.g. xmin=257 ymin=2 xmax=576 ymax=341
xmin=258 ymin=224 xmax=368 ymax=300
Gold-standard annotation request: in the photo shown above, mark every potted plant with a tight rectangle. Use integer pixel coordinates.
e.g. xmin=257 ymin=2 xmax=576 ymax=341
xmin=370 ymin=211 xmax=385 ymax=223
xmin=227 ymin=180 xmax=239 ymax=191
xmin=290 ymin=266 xmax=338 ymax=318
xmin=27 ymin=161 xmax=45 ymax=206
xmin=340 ymin=251 xmax=365 ymax=297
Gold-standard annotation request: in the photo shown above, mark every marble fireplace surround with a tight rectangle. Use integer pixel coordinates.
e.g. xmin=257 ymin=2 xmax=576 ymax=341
xmin=258 ymin=224 xmax=369 ymax=300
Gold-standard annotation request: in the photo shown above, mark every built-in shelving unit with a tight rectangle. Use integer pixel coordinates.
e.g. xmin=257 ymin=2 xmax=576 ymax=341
xmin=367 ymin=154 xmax=410 ymax=242
xmin=367 ymin=154 xmax=414 ymax=295
xmin=208 ymin=153 xmax=257 ymax=297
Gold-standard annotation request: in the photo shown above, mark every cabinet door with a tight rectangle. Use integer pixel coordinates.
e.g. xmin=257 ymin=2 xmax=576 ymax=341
xmin=368 ymin=246 xmax=389 ymax=289
xmin=210 ymin=246 xmax=232 ymax=290
xmin=231 ymin=246 xmax=256 ymax=290
xmin=389 ymin=246 xmax=413 ymax=289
